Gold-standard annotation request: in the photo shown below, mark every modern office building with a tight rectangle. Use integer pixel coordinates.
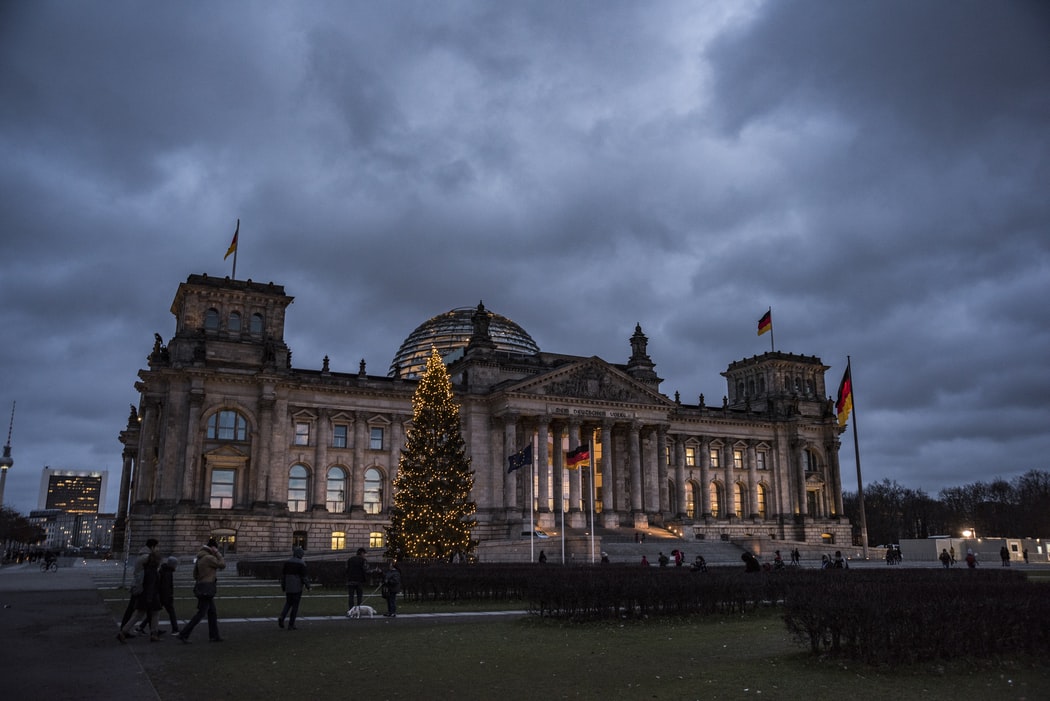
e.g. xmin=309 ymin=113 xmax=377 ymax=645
xmin=116 ymin=274 xmax=851 ymax=556
xmin=39 ymin=468 xmax=107 ymax=514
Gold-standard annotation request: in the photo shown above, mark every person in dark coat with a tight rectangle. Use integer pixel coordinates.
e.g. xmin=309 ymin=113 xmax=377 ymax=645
xmin=346 ymin=548 xmax=372 ymax=611
xmin=382 ymin=562 xmax=402 ymax=617
xmin=279 ymin=546 xmax=310 ymax=630
xmin=742 ymin=551 xmax=761 ymax=573
xmin=117 ymin=539 xmax=162 ymax=642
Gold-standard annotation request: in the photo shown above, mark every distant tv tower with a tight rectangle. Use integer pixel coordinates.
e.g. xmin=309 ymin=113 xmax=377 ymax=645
xmin=0 ymin=401 xmax=14 ymax=507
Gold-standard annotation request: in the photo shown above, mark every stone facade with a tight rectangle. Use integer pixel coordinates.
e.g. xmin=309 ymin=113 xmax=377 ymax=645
xmin=116 ymin=274 xmax=852 ymax=556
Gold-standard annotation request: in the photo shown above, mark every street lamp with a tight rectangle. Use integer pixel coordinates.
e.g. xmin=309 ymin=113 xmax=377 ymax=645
xmin=962 ymin=527 xmax=977 ymax=539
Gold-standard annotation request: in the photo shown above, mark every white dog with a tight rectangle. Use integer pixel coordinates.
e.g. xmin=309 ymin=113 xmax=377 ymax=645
xmin=347 ymin=605 xmax=376 ymax=619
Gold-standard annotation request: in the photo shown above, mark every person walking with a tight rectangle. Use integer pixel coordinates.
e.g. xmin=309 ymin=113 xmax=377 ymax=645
xmin=1000 ymin=546 xmax=1010 ymax=567
xmin=939 ymin=549 xmax=951 ymax=569
xmin=117 ymin=538 xmax=162 ymax=643
xmin=279 ymin=546 xmax=310 ymax=630
xmin=346 ymin=548 xmax=372 ymax=613
xmin=178 ymin=539 xmax=226 ymax=643
xmin=157 ymin=556 xmax=180 ymax=636
xmin=382 ymin=562 xmax=402 ymax=617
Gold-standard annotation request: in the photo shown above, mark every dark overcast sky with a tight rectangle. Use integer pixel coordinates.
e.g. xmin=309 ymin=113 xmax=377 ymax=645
xmin=2 ymin=1 xmax=1048 ymax=515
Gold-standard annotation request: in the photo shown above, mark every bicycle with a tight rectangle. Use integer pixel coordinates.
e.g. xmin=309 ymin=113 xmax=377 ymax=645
xmin=40 ymin=560 xmax=58 ymax=572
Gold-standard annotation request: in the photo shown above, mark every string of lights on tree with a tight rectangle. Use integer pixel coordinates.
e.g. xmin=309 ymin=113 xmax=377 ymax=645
xmin=385 ymin=347 xmax=477 ymax=561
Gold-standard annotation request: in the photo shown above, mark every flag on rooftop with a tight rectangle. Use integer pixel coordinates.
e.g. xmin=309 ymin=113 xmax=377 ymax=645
xmin=224 ymin=219 xmax=239 ymax=260
xmin=757 ymin=309 xmax=772 ymax=336
xmin=836 ymin=365 xmax=853 ymax=427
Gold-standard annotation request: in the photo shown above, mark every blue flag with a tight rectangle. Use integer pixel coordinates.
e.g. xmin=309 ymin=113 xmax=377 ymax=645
xmin=507 ymin=444 xmax=532 ymax=473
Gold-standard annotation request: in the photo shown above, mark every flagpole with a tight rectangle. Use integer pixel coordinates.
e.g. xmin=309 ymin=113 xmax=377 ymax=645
xmin=232 ymin=219 xmax=239 ymax=280
xmin=768 ymin=307 xmax=774 ymax=352
xmin=589 ymin=439 xmax=596 ymax=564
xmin=847 ymin=356 xmax=869 ymax=560
xmin=530 ymin=440 xmax=536 ymax=564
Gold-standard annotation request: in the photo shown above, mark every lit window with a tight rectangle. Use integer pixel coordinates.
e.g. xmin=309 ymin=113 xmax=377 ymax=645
xmin=326 ymin=467 xmax=346 ymax=512
xmin=734 ymin=483 xmax=744 ymax=517
xmin=686 ymin=483 xmax=696 ymax=518
xmin=210 ymin=469 xmax=235 ymax=509
xmin=333 ymin=424 xmax=348 ymax=449
xmin=734 ymin=450 xmax=744 ymax=469
xmin=250 ymin=313 xmax=264 ymax=334
xmin=363 ymin=468 xmax=382 ymax=514
xmin=757 ymin=452 xmax=767 ymax=470
xmin=205 ymin=308 xmax=220 ymax=330
xmin=294 ymin=422 xmax=310 ymax=446
xmin=709 ymin=449 xmax=720 ymax=468
xmin=368 ymin=531 xmax=384 ymax=549
xmin=207 ymin=411 xmax=247 ymax=441
xmin=757 ymin=484 xmax=767 ymax=519
xmin=709 ymin=482 xmax=721 ymax=518
xmin=331 ymin=531 xmax=346 ymax=551
xmin=685 ymin=447 xmax=696 ymax=467
xmin=228 ymin=311 xmax=241 ymax=331
xmin=288 ymin=465 xmax=308 ymax=512
xmin=369 ymin=427 xmax=384 ymax=450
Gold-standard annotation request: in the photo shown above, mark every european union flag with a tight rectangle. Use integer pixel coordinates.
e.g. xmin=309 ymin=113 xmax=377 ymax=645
xmin=507 ymin=444 xmax=532 ymax=473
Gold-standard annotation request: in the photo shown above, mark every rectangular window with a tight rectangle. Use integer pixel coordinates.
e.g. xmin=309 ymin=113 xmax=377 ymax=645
xmin=709 ymin=449 xmax=720 ymax=468
xmin=368 ymin=531 xmax=385 ymax=549
xmin=757 ymin=452 xmax=767 ymax=470
xmin=331 ymin=531 xmax=346 ymax=551
xmin=734 ymin=450 xmax=744 ymax=469
xmin=333 ymin=424 xmax=348 ymax=449
xmin=685 ymin=447 xmax=696 ymax=467
xmin=210 ymin=469 xmax=235 ymax=509
xmin=369 ymin=427 xmax=384 ymax=450
xmin=294 ymin=422 xmax=310 ymax=446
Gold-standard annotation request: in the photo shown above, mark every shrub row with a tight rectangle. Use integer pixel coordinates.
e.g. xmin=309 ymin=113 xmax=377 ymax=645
xmin=239 ymin=558 xmax=1050 ymax=663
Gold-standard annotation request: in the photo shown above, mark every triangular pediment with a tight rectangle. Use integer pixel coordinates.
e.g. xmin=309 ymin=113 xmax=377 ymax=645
xmin=204 ymin=444 xmax=249 ymax=463
xmin=505 ymin=357 xmax=671 ymax=406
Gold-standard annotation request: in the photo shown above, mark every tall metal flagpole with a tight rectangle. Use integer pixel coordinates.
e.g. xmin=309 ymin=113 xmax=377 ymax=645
xmin=847 ymin=356 xmax=869 ymax=560
xmin=530 ymin=442 xmax=536 ymax=564
xmin=768 ymin=307 xmax=775 ymax=352
xmin=589 ymin=439 xmax=596 ymax=564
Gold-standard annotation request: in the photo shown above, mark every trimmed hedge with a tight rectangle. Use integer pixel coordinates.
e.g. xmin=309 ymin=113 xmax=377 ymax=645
xmin=239 ymin=558 xmax=1050 ymax=664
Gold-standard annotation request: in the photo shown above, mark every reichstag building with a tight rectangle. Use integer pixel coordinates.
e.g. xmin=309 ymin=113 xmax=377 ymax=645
xmin=116 ymin=274 xmax=852 ymax=555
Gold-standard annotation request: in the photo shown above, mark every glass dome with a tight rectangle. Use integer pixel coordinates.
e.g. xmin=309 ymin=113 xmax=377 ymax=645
xmin=389 ymin=307 xmax=540 ymax=379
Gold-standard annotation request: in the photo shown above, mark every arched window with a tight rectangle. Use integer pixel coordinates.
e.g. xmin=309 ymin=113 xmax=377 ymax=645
xmin=288 ymin=464 xmax=309 ymax=513
xmin=207 ymin=410 xmax=247 ymax=441
xmin=709 ymin=482 xmax=722 ymax=518
xmin=758 ymin=376 xmax=766 ymax=394
xmin=734 ymin=482 xmax=746 ymax=518
xmin=326 ymin=467 xmax=347 ymax=512
xmin=757 ymin=484 xmax=768 ymax=519
xmin=228 ymin=311 xmax=241 ymax=332
xmin=686 ymin=482 xmax=697 ymax=518
xmin=205 ymin=308 xmax=220 ymax=331
xmin=250 ymin=313 xmax=264 ymax=334
xmin=363 ymin=468 xmax=383 ymax=514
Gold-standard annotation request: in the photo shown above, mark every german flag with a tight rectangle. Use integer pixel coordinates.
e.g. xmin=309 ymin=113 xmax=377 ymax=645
xmin=836 ymin=366 xmax=853 ymax=427
xmin=224 ymin=219 xmax=239 ymax=260
xmin=566 ymin=444 xmax=589 ymax=470
xmin=757 ymin=309 xmax=772 ymax=336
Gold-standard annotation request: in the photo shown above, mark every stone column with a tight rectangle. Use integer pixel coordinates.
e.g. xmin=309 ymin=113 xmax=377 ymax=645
xmin=567 ymin=419 xmax=585 ymax=528
xmin=628 ymin=422 xmax=643 ymax=513
xmin=503 ymin=414 xmax=519 ymax=511
xmin=353 ymin=411 xmax=367 ymax=512
xmin=794 ymin=441 xmax=808 ymax=516
xmin=312 ymin=409 xmax=329 ymax=510
xmin=827 ymin=438 xmax=844 ymax=515
xmin=549 ymin=421 xmax=564 ymax=531
xmin=655 ymin=425 xmax=669 ymax=517
xmin=537 ymin=417 xmax=550 ymax=513
xmin=674 ymin=434 xmax=687 ymax=518
xmin=747 ymin=440 xmax=759 ymax=518
xmin=698 ymin=435 xmax=711 ymax=517
xmin=601 ymin=420 xmax=616 ymax=527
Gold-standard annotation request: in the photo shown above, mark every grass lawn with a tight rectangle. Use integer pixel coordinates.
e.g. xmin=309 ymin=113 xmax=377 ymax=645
xmin=112 ymin=587 xmax=1050 ymax=701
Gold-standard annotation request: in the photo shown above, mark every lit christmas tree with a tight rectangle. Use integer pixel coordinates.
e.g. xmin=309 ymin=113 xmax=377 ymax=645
xmin=386 ymin=347 xmax=477 ymax=561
